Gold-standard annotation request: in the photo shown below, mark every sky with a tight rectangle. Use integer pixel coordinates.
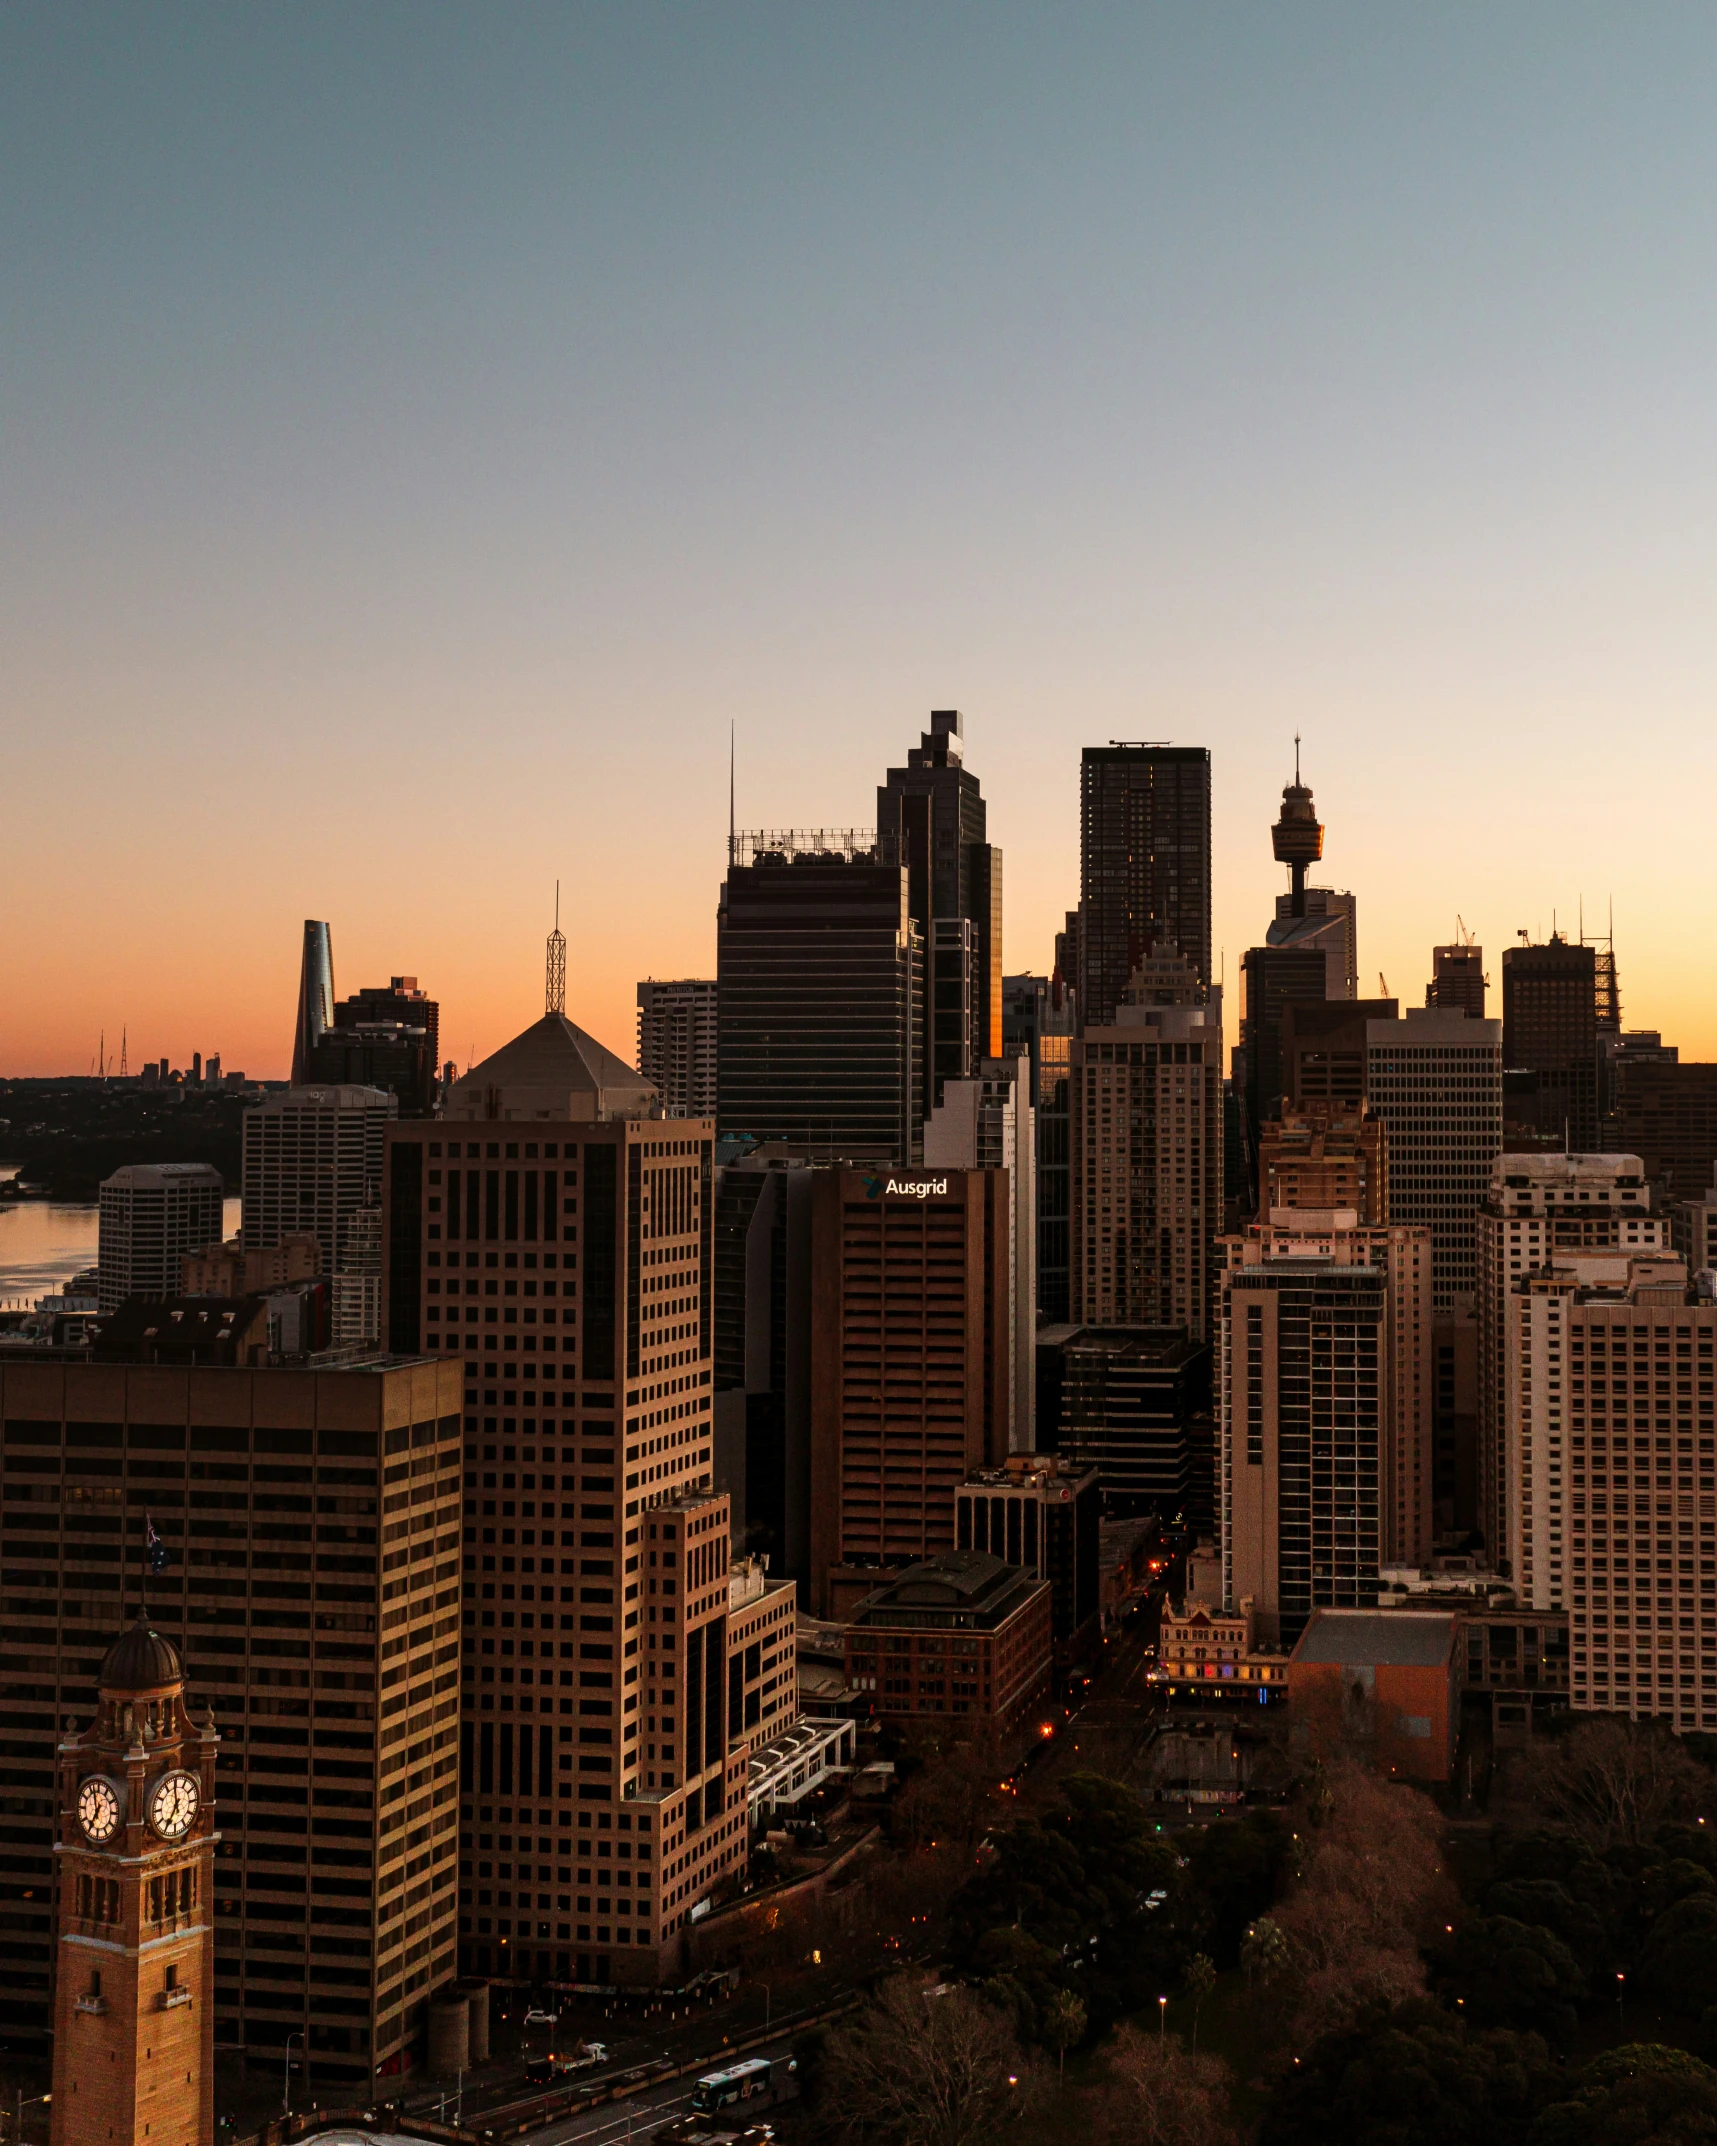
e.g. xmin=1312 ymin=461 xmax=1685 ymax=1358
xmin=5 ymin=4 xmax=1717 ymax=1080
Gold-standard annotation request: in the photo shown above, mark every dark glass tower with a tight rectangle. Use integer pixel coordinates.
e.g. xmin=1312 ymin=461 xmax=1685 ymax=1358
xmin=876 ymin=711 xmax=1002 ymax=1111
xmin=1078 ymin=745 xmax=1212 ymax=1027
xmin=1502 ymin=935 xmax=1599 ymax=1150
xmin=716 ymin=833 xmax=923 ymax=1160
xmin=289 ymin=919 xmax=335 ymax=1085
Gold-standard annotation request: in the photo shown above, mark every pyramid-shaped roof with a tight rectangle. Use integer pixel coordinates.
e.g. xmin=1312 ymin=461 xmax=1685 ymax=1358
xmin=445 ymin=1013 xmax=659 ymax=1124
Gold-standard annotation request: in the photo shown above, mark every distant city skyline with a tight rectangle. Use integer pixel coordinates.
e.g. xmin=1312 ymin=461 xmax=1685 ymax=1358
xmin=6 ymin=7 xmax=1717 ymax=1074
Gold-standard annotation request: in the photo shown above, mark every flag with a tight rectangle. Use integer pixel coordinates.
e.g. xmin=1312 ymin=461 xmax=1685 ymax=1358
xmin=146 ymin=1516 xmax=172 ymax=1574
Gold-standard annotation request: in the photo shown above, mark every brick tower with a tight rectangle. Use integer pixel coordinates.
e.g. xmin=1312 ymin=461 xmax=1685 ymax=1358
xmin=49 ymin=1620 xmax=218 ymax=2146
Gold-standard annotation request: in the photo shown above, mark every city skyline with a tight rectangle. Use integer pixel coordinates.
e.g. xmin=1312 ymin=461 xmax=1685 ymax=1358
xmin=7 ymin=8 xmax=1717 ymax=1075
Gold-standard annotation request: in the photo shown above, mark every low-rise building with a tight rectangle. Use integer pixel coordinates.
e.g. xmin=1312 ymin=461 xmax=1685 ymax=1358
xmin=1286 ymin=1608 xmax=1458 ymax=1783
xmin=1151 ymin=1595 xmax=1287 ymax=1704
xmin=745 ymin=1717 xmax=857 ymax=1828
xmin=843 ymin=1551 xmax=1053 ymax=1745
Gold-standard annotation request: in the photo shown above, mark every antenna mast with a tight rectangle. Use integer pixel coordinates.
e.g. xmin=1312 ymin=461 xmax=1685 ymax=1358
xmin=545 ymin=882 xmax=566 ymax=1017
xmin=119 ymin=1027 xmax=128 ymax=1078
xmin=728 ymin=721 xmax=736 ymax=869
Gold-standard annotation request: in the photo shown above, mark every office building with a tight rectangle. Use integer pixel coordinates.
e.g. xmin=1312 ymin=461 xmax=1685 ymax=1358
xmin=924 ymin=1056 xmax=1036 ymax=1446
xmin=443 ymin=1013 xmax=657 ymax=1125
xmin=1365 ymin=1009 xmax=1503 ymax=1311
xmin=876 ymin=711 xmax=1003 ymax=1106
xmin=807 ymin=1167 xmax=1011 ymax=1619
xmin=1270 ymin=886 xmax=1357 ymax=1002
xmin=1078 ymin=743 xmax=1212 ymax=1026
xmin=50 ymin=1621 xmax=218 ymax=2146
xmin=1427 ymin=940 xmax=1487 ymax=1019
xmin=1674 ymin=1172 xmax=1717 ymax=1278
xmin=1002 ymin=973 xmax=1076 ymax=1324
xmin=0 ymin=1354 xmax=464 ymax=2089
xmin=1240 ymin=947 xmax=1329 ymax=1182
xmin=182 ymin=1234 xmax=321 ymax=1295
xmin=842 ymin=1551 xmax=1054 ymax=1746
xmin=242 ymin=1086 xmax=396 ymax=1347
xmin=1071 ymin=946 xmax=1222 ymax=1340
xmin=1475 ymin=1153 xmax=1665 ymax=1574
xmin=1257 ymin=1102 xmax=1386 ymax=1223
xmin=290 ymin=920 xmax=337 ymax=1086
xmin=1220 ymin=1208 xmax=1433 ymax=1646
xmin=1502 ymin=934 xmax=1599 ymax=1151
xmin=1608 ymin=1060 xmax=1717 ymax=1203
xmin=1281 ymin=998 xmax=1398 ymax=1110
xmin=1599 ymin=1028 xmax=1678 ymax=1122
xmin=1036 ymin=1324 xmax=1212 ymax=1518
xmin=1554 ymin=1260 xmax=1717 ymax=1732
xmin=954 ymin=1455 xmax=1102 ymax=1667
xmin=717 ymin=829 xmax=922 ymax=1162
xmin=308 ymin=976 xmax=439 ymax=1117
xmin=97 ymin=1163 xmax=226 ymax=1313
xmin=636 ymin=980 xmax=718 ymax=1119
xmin=1433 ymin=1302 xmax=1480 ymax=1538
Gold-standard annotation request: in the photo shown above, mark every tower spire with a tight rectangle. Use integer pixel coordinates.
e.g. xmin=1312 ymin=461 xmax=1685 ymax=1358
xmin=1271 ymin=743 xmax=1324 ymax=919
xmin=545 ymin=883 xmax=566 ymax=1017
xmin=728 ymin=720 xmax=736 ymax=868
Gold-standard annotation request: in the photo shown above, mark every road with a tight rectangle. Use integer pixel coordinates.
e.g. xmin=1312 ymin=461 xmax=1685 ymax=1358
xmin=515 ymin=2031 xmax=803 ymax=2145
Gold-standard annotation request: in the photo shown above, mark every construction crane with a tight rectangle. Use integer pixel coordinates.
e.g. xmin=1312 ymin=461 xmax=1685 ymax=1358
xmin=1378 ymin=971 xmax=1390 ymax=997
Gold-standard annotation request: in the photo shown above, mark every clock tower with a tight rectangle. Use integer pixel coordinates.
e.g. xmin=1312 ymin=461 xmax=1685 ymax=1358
xmin=50 ymin=1619 xmax=218 ymax=2146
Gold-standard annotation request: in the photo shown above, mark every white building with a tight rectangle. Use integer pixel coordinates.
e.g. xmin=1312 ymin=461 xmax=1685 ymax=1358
xmin=745 ymin=1716 xmax=856 ymax=1828
xmin=1269 ymin=886 xmax=1358 ymax=1001
xmin=923 ymin=1054 xmax=1036 ymax=1447
xmin=1365 ymin=1009 xmax=1503 ymax=1311
xmin=1477 ymin=1153 xmax=1664 ymax=1572
xmin=637 ymin=979 xmax=717 ymax=1119
xmin=241 ymin=1086 xmax=395 ymax=1347
xmin=97 ymin=1163 xmax=225 ymax=1313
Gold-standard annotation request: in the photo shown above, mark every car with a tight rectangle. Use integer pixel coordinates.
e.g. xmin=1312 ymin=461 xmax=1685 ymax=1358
xmin=524 ymin=2006 xmax=559 ymax=2029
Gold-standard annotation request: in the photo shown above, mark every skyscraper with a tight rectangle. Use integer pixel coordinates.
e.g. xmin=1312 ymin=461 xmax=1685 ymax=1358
xmin=1070 ymin=945 xmax=1222 ymax=1342
xmin=307 ymin=975 xmax=440 ymax=1115
xmin=1078 ymin=744 xmax=1212 ymax=1027
xmin=242 ymin=1085 xmax=396 ymax=1346
xmin=97 ymin=1162 xmax=226 ymax=1313
xmin=1220 ymin=1208 xmax=1432 ymax=1644
xmin=637 ymin=979 xmax=718 ymax=1119
xmin=716 ymin=830 xmax=922 ymax=1161
xmin=876 ymin=711 xmax=1002 ymax=1107
xmin=290 ymin=920 xmax=336 ymax=1086
xmin=1256 ymin=1101 xmax=1387 ymax=1221
xmin=1002 ymin=973 xmax=1076 ymax=1324
xmin=1365 ymin=1009 xmax=1504 ymax=1311
xmin=1608 ymin=1059 xmax=1717 ymax=1202
xmin=1427 ymin=939 xmax=1487 ymax=1018
xmin=1502 ymin=933 xmax=1600 ymax=1151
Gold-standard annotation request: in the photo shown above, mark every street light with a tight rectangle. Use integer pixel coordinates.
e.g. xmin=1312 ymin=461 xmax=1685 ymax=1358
xmin=1158 ymin=1996 xmax=1167 ymax=2042
xmin=1617 ymin=1972 xmax=1626 ymax=2028
xmin=759 ymin=1981 xmax=772 ymax=2034
xmin=283 ymin=2031 xmax=305 ymax=2117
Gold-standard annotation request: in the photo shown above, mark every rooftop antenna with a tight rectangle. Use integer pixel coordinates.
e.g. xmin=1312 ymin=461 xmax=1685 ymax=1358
xmin=119 ymin=1026 xmax=128 ymax=1079
xmin=1294 ymin=731 xmax=1301 ymax=784
xmin=545 ymin=882 xmax=566 ymax=1018
xmin=728 ymin=720 xmax=736 ymax=869
xmin=98 ymin=1029 xmax=105 ymax=1080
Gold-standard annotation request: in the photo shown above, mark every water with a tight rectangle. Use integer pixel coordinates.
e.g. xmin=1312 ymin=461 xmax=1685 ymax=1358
xmin=0 ymin=1166 xmax=241 ymax=1307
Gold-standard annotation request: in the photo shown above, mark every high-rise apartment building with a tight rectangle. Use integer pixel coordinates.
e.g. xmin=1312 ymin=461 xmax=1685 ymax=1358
xmin=924 ymin=1056 xmax=1036 ymax=1447
xmin=876 ymin=711 xmax=1003 ymax=1105
xmin=807 ymin=1167 xmax=1010 ymax=1618
xmin=0 ymin=1354 xmax=464 ymax=2090
xmin=1078 ymin=744 xmax=1212 ymax=1026
xmin=243 ymin=1086 xmax=396 ymax=1347
xmin=1071 ymin=945 xmax=1222 ymax=1340
xmin=97 ymin=1162 xmax=226 ymax=1312
xmin=1257 ymin=1102 xmax=1386 ymax=1222
xmin=1475 ymin=1152 xmax=1663 ymax=1574
xmin=717 ymin=830 xmax=922 ymax=1162
xmin=1365 ymin=1009 xmax=1503 ymax=1311
xmin=1220 ymin=1208 xmax=1432 ymax=1645
xmin=50 ymin=1622 xmax=218 ymax=2146
xmin=1427 ymin=941 xmax=1486 ymax=1019
xmin=1553 ymin=1259 xmax=1717 ymax=1733
xmin=1502 ymin=934 xmax=1599 ymax=1151
xmin=1674 ymin=1173 xmax=1717 ymax=1277
xmin=636 ymin=980 xmax=718 ymax=1119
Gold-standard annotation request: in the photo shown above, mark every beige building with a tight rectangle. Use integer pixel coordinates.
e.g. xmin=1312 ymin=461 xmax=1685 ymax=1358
xmin=241 ymin=1085 xmax=395 ymax=1347
xmin=1477 ymin=1153 xmax=1664 ymax=1571
xmin=1220 ymin=1208 xmax=1431 ymax=1647
xmin=1070 ymin=946 xmax=1222 ymax=1340
xmin=1365 ymin=1008 xmax=1503 ymax=1311
xmin=1545 ymin=1259 xmax=1717 ymax=1734
xmin=1674 ymin=1173 xmax=1717 ymax=1279
xmin=181 ymin=1233 xmax=321 ymax=1295
xmin=1258 ymin=1101 xmax=1386 ymax=1222
xmin=636 ymin=980 xmax=717 ymax=1120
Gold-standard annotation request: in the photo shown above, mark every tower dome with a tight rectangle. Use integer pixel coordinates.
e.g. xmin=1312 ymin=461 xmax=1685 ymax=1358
xmin=99 ymin=1618 xmax=184 ymax=1695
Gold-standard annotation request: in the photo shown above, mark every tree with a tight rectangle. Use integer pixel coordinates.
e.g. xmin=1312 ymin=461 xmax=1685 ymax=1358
xmin=1482 ymin=1879 xmax=1610 ymax=1979
xmin=1635 ymin=1891 xmax=1717 ymax=2020
xmin=1042 ymin=1989 xmax=1086 ymax=2085
xmin=1259 ymin=2000 xmax=1551 ymax=2146
xmin=1095 ymin=2023 xmax=1234 ymax=2146
xmin=820 ymin=1978 xmax=1024 ymax=2146
xmin=1529 ymin=2043 xmax=1717 ymax=2146
xmin=1437 ymin=1915 xmax=1585 ymax=2043
xmin=1240 ymin=1917 xmax=1289 ymax=1990
xmin=1513 ymin=1718 xmax=1707 ymax=1850
xmin=1183 ymin=1955 xmax=1216 ymax=2052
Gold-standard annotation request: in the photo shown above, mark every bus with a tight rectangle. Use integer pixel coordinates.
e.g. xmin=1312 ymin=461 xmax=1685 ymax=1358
xmin=689 ymin=2057 xmax=794 ymax=2115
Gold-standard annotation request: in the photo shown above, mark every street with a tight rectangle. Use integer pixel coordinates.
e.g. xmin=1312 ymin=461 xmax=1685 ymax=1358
xmin=514 ymin=2031 xmax=804 ymax=2145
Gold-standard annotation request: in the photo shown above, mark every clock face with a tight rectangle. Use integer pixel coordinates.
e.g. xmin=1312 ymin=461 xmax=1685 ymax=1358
xmin=146 ymin=1769 xmax=200 ymax=1841
xmin=77 ymin=1776 xmax=121 ymax=1845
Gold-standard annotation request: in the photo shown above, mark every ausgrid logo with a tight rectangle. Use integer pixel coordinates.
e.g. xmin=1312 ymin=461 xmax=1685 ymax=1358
xmin=883 ymin=1176 xmax=948 ymax=1199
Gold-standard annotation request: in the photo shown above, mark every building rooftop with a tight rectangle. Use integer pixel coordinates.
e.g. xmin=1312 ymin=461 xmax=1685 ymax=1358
xmin=1290 ymin=1608 xmax=1457 ymax=1669
xmin=850 ymin=1549 xmax=1047 ymax=1629
xmin=444 ymin=1011 xmax=659 ymax=1122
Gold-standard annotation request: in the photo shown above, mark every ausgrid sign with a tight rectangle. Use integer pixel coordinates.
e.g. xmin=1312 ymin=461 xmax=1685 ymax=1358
xmin=866 ymin=1175 xmax=950 ymax=1199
